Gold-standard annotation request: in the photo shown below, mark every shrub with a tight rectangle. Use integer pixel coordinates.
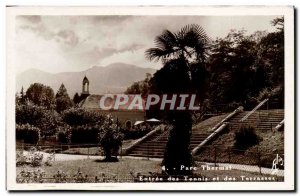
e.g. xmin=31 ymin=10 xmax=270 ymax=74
xmin=16 ymin=124 xmax=40 ymax=144
xmin=16 ymin=104 xmax=61 ymax=137
xmin=71 ymin=125 xmax=101 ymax=144
xmin=56 ymin=125 xmax=71 ymax=144
xmin=257 ymin=86 xmax=284 ymax=108
xmin=16 ymin=147 xmax=43 ymax=167
xmin=62 ymin=108 xmax=105 ymax=126
xmin=234 ymin=125 xmax=260 ymax=151
xmin=17 ymin=168 xmax=46 ymax=183
xmin=99 ymin=119 xmax=124 ymax=161
xmin=121 ymin=129 xmax=151 ymax=140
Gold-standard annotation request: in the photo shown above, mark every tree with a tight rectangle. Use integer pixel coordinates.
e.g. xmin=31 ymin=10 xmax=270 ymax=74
xmin=62 ymin=108 xmax=105 ymax=126
xmin=98 ymin=117 xmax=124 ymax=162
xmin=55 ymin=83 xmax=73 ymax=113
xmin=73 ymin=93 xmax=81 ymax=105
xmin=16 ymin=104 xmax=62 ymax=137
xmin=125 ymin=73 xmax=152 ymax=98
xmin=18 ymin=86 xmax=27 ymax=105
xmin=145 ymin=24 xmax=209 ymax=175
xmin=26 ymin=83 xmax=55 ymax=109
xmin=207 ymin=30 xmax=270 ymax=110
xmin=258 ymin=17 xmax=284 ymax=87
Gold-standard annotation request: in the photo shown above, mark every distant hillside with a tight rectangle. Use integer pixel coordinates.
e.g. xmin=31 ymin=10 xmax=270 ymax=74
xmin=16 ymin=63 xmax=156 ymax=97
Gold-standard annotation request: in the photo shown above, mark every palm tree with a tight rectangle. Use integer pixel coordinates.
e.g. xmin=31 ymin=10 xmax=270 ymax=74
xmin=145 ymin=24 xmax=210 ymax=175
xmin=146 ymin=24 xmax=209 ymax=66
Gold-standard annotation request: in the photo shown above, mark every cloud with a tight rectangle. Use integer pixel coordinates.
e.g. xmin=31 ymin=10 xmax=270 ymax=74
xmin=15 ymin=15 xmax=279 ymax=74
xmin=56 ymin=30 xmax=79 ymax=47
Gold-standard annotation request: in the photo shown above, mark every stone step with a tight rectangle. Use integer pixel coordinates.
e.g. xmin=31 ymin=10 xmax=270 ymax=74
xmin=127 ymin=153 xmax=163 ymax=158
xmin=134 ymin=148 xmax=164 ymax=152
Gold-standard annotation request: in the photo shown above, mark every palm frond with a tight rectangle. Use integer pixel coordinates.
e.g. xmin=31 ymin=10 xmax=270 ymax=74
xmin=177 ymin=24 xmax=210 ymax=46
xmin=145 ymin=48 xmax=171 ymax=62
xmin=154 ymin=30 xmax=178 ymax=50
xmin=145 ymin=24 xmax=210 ymax=64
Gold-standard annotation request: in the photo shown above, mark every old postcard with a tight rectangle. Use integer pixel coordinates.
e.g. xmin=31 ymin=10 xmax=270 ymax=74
xmin=6 ymin=6 xmax=294 ymax=191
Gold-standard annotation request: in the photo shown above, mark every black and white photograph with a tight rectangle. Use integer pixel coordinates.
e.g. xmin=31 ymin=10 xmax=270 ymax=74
xmin=6 ymin=6 xmax=294 ymax=191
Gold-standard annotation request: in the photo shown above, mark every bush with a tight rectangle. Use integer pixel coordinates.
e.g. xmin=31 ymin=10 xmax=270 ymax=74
xmin=62 ymin=108 xmax=105 ymax=126
xmin=16 ymin=104 xmax=45 ymax=125
xmin=16 ymin=104 xmax=61 ymax=137
xmin=257 ymin=86 xmax=284 ymax=108
xmin=56 ymin=125 xmax=71 ymax=144
xmin=121 ymin=129 xmax=151 ymax=140
xmin=99 ymin=119 xmax=124 ymax=161
xmin=234 ymin=125 xmax=260 ymax=151
xmin=71 ymin=125 xmax=101 ymax=144
xmin=16 ymin=124 xmax=40 ymax=144
xmin=16 ymin=147 xmax=44 ymax=167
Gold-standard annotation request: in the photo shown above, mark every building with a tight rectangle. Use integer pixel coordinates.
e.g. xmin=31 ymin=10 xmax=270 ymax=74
xmin=78 ymin=76 xmax=145 ymax=124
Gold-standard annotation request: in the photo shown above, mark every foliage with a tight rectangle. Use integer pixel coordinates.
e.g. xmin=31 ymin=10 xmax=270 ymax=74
xmin=16 ymin=147 xmax=43 ymax=166
xmin=121 ymin=129 xmax=151 ymax=140
xmin=257 ymin=86 xmax=284 ymax=101
xmin=55 ymin=125 xmax=72 ymax=144
xmin=208 ymin=30 xmax=265 ymax=106
xmin=55 ymin=83 xmax=73 ymax=113
xmin=73 ymin=92 xmax=81 ymax=104
xmin=145 ymin=24 xmax=210 ymax=175
xmin=145 ymin=24 xmax=209 ymax=64
xmin=62 ymin=108 xmax=105 ymax=126
xmin=125 ymin=73 xmax=152 ymax=98
xmin=17 ymin=168 xmax=46 ymax=183
xmin=16 ymin=86 xmax=27 ymax=105
xmin=16 ymin=104 xmax=62 ymax=137
xmin=234 ymin=126 xmax=260 ymax=151
xmin=99 ymin=118 xmax=124 ymax=161
xmin=25 ymin=83 xmax=55 ymax=109
xmin=16 ymin=124 xmax=40 ymax=144
xmin=45 ymin=153 xmax=55 ymax=166
xmin=204 ymin=17 xmax=284 ymax=111
xmin=16 ymin=147 xmax=54 ymax=168
xmin=71 ymin=125 xmax=101 ymax=144
xmin=53 ymin=170 xmax=68 ymax=183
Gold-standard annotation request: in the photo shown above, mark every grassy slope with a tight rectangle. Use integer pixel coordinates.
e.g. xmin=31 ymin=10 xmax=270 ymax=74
xmin=192 ymin=114 xmax=229 ymax=134
xmin=195 ymin=122 xmax=284 ymax=167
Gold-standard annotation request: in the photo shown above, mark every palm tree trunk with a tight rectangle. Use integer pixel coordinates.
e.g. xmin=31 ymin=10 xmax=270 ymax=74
xmin=162 ymin=111 xmax=193 ymax=176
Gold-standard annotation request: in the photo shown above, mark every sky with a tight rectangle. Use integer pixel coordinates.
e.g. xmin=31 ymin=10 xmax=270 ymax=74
xmin=15 ymin=15 xmax=280 ymax=74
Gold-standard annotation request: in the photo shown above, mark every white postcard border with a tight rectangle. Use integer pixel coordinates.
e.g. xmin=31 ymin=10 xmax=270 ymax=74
xmin=6 ymin=6 xmax=295 ymax=191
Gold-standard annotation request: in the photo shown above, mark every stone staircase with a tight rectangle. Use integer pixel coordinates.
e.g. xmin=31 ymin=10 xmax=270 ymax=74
xmin=126 ymin=109 xmax=284 ymax=158
xmin=228 ymin=109 xmax=284 ymax=132
xmin=127 ymin=119 xmax=222 ymax=158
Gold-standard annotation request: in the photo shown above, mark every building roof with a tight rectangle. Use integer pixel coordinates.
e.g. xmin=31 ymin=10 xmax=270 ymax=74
xmin=80 ymin=94 xmax=145 ymax=111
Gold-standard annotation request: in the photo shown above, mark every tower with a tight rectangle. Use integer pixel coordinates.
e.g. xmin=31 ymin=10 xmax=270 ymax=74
xmin=82 ymin=76 xmax=90 ymax=95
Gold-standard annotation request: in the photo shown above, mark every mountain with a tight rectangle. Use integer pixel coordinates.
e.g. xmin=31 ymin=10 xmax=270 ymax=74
xmin=16 ymin=63 xmax=157 ymax=97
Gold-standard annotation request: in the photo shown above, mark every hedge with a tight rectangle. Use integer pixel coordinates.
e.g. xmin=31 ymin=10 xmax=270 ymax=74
xmin=16 ymin=124 xmax=40 ymax=144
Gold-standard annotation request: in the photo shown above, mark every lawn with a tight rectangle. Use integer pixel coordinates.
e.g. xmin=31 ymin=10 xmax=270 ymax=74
xmin=192 ymin=114 xmax=229 ymax=134
xmin=60 ymin=139 xmax=139 ymax=155
xmin=16 ymin=158 xmax=283 ymax=183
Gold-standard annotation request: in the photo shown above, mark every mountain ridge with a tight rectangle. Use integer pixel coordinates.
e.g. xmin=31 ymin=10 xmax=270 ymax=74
xmin=17 ymin=63 xmax=156 ymax=97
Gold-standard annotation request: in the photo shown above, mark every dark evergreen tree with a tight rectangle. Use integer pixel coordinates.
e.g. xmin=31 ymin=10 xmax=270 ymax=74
xmin=55 ymin=83 xmax=73 ymax=113
xmin=73 ymin=92 xmax=81 ymax=105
